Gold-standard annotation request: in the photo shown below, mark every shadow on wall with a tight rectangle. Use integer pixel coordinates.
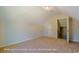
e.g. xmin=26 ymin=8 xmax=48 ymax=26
xmin=73 ymin=18 xmax=79 ymax=42
xmin=69 ymin=17 xmax=74 ymax=41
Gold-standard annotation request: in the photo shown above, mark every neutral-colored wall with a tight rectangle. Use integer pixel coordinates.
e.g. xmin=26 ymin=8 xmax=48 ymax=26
xmin=0 ymin=7 xmax=6 ymax=46
xmin=72 ymin=19 xmax=79 ymax=42
xmin=0 ymin=6 xmax=63 ymax=47
xmin=0 ymin=7 xmax=45 ymax=47
xmin=43 ymin=17 xmax=57 ymax=38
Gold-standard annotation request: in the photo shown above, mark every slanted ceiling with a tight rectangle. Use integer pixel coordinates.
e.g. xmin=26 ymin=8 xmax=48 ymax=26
xmin=1 ymin=6 xmax=79 ymax=22
xmin=0 ymin=6 xmax=62 ymax=22
xmin=41 ymin=6 xmax=79 ymax=20
xmin=56 ymin=6 xmax=79 ymax=20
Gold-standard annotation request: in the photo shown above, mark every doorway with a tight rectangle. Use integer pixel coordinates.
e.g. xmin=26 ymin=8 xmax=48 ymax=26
xmin=57 ymin=16 xmax=72 ymax=42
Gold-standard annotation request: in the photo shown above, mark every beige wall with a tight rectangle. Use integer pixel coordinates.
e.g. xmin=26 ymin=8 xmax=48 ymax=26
xmin=0 ymin=7 xmax=44 ymax=47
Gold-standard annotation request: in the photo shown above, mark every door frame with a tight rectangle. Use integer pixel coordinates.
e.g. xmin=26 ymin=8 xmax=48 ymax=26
xmin=56 ymin=16 xmax=70 ymax=43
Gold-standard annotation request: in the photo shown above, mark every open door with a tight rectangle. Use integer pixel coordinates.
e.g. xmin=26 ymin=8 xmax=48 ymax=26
xmin=67 ymin=17 xmax=73 ymax=43
xmin=57 ymin=16 xmax=72 ymax=43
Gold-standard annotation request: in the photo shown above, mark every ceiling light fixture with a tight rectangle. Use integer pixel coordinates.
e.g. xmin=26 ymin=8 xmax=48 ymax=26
xmin=43 ymin=6 xmax=54 ymax=11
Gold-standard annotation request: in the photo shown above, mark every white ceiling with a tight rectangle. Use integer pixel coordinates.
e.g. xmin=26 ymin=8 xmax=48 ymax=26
xmin=56 ymin=6 xmax=79 ymax=20
xmin=1 ymin=6 xmax=79 ymax=22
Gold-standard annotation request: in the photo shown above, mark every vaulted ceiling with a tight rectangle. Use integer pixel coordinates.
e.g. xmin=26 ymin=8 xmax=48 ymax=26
xmin=54 ymin=6 xmax=79 ymax=20
xmin=0 ymin=6 xmax=61 ymax=24
xmin=1 ymin=6 xmax=79 ymax=22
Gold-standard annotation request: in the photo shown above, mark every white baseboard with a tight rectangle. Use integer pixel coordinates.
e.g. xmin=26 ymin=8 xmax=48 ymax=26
xmin=71 ymin=40 xmax=79 ymax=42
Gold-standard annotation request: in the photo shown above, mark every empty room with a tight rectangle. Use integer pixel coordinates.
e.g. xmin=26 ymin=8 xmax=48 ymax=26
xmin=0 ymin=6 xmax=79 ymax=53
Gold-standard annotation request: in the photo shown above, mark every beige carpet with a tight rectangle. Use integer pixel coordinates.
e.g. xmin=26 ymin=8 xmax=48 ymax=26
xmin=0 ymin=37 xmax=79 ymax=53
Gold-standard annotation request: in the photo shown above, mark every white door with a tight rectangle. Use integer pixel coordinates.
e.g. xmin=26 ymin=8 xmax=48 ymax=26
xmin=67 ymin=17 xmax=72 ymax=43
